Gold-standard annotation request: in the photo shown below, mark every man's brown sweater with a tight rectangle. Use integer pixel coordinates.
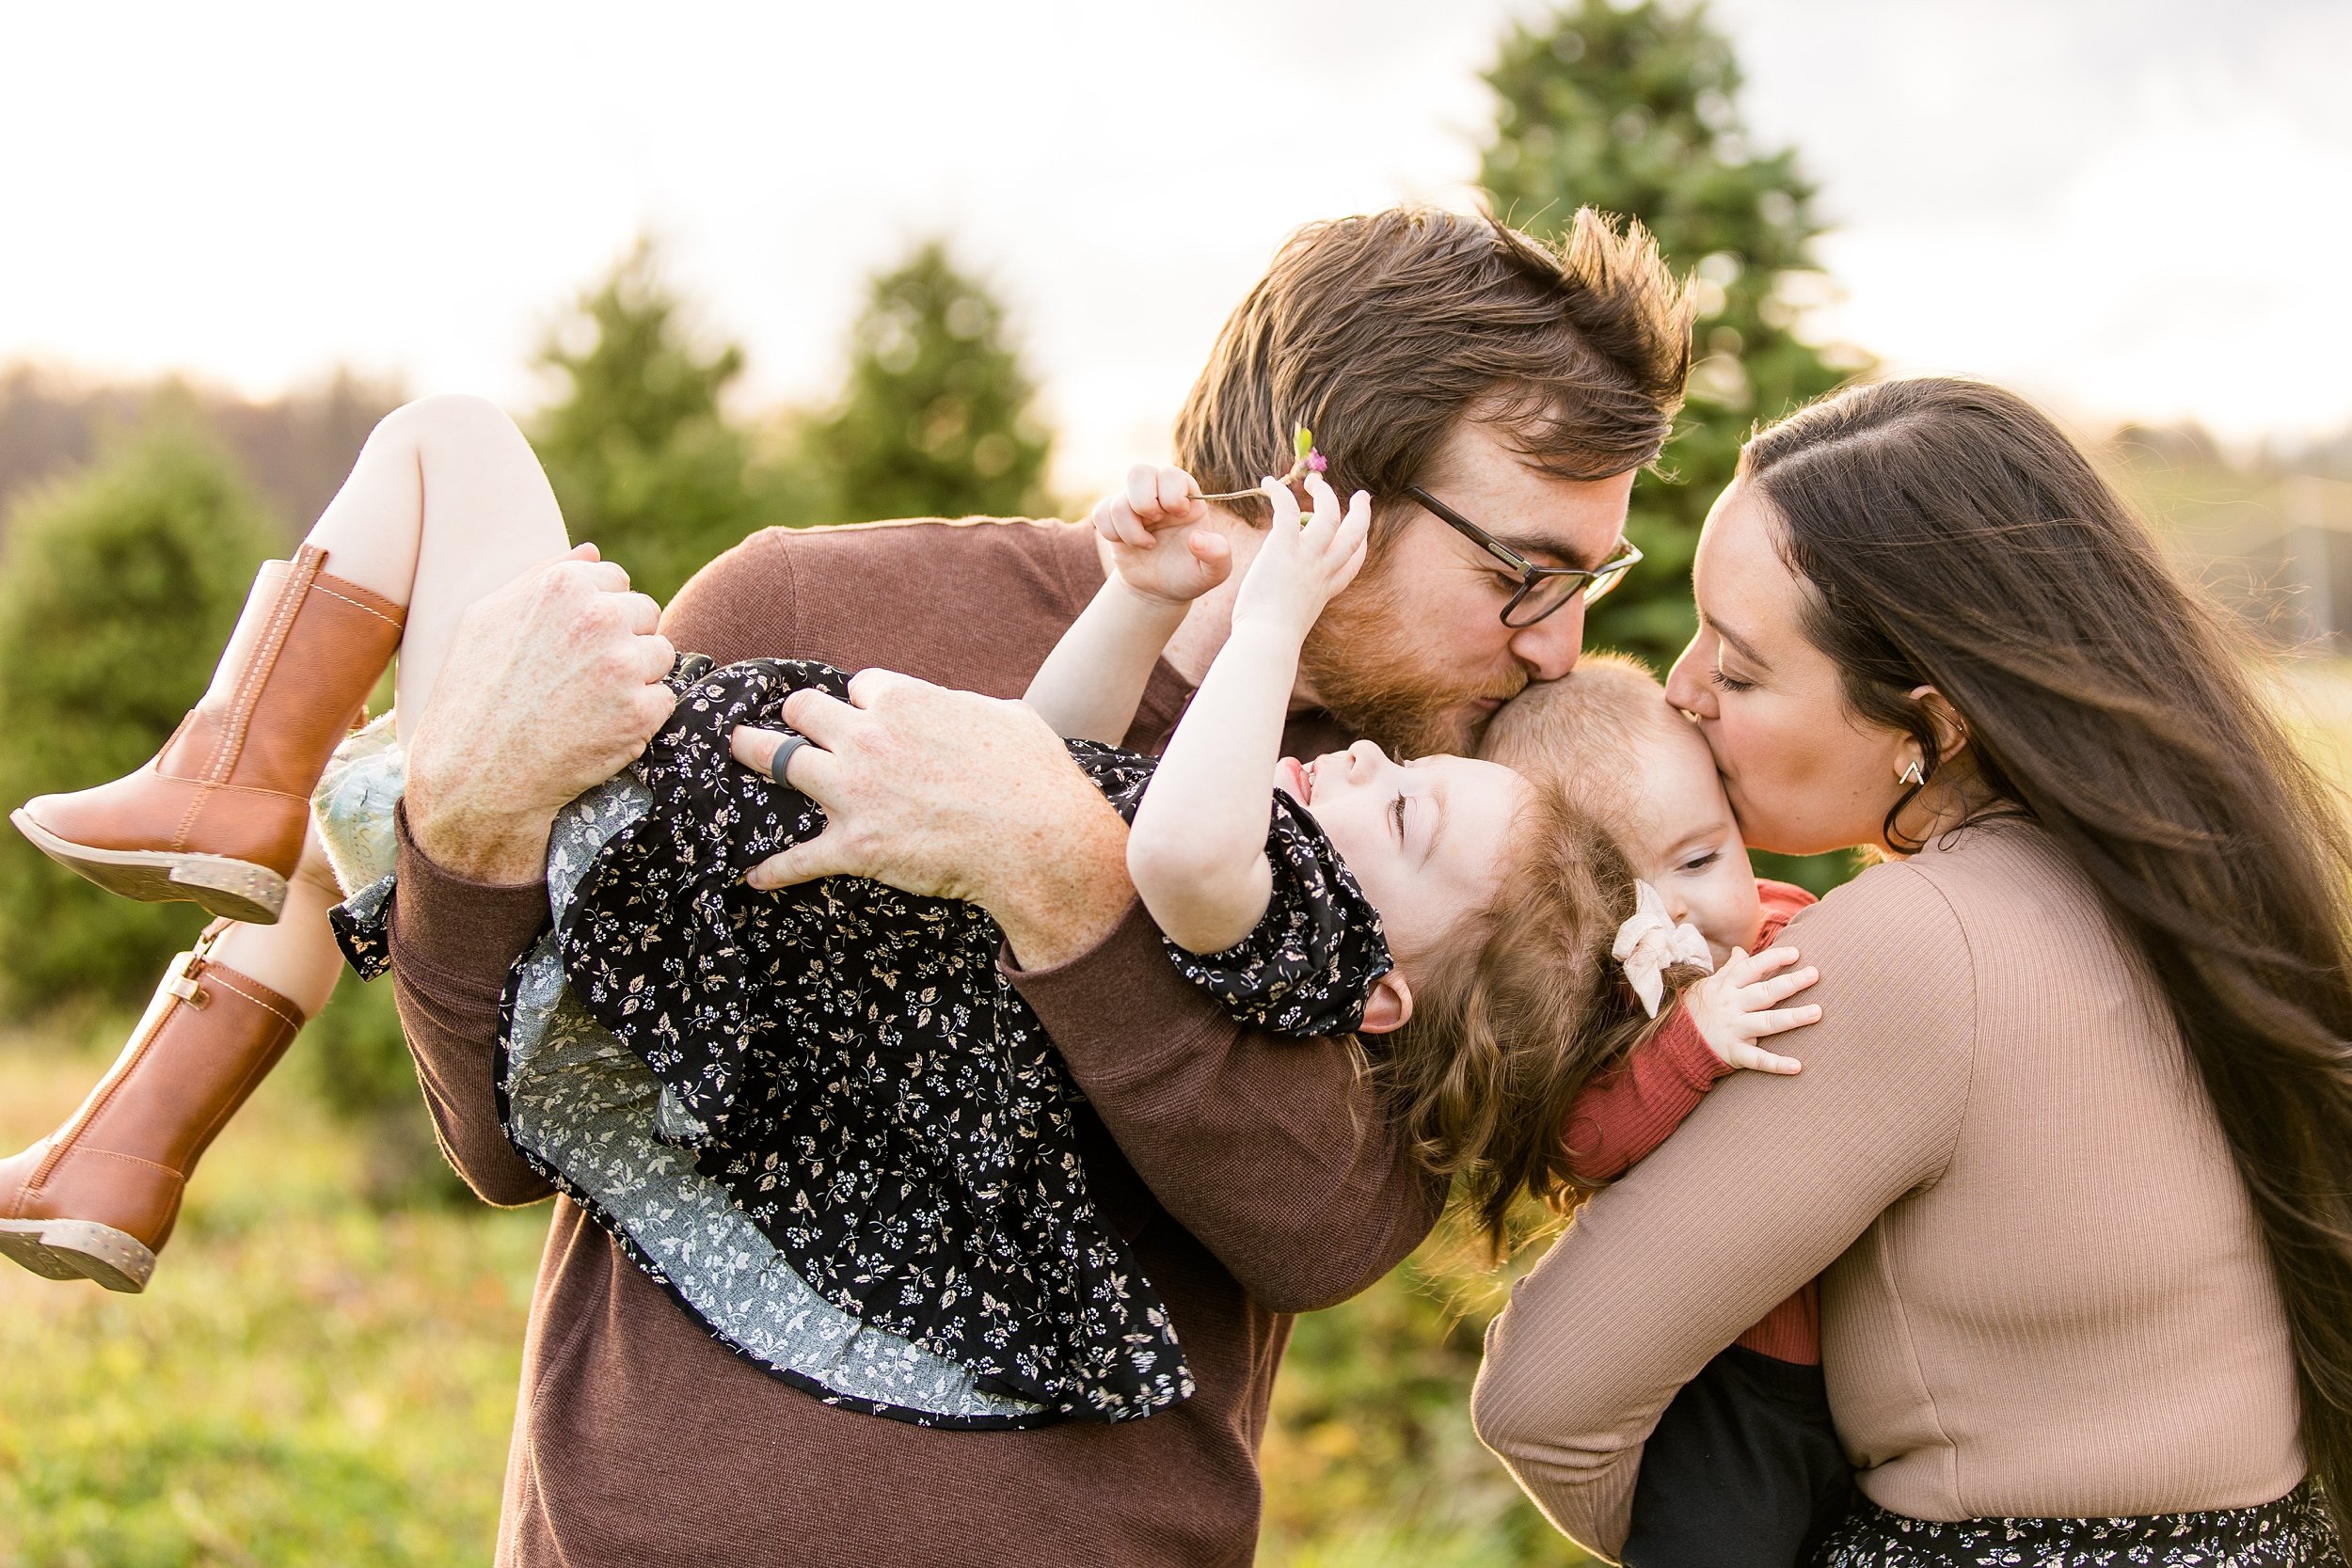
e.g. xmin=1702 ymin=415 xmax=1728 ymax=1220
xmin=387 ymin=515 xmax=1446 ymax=1567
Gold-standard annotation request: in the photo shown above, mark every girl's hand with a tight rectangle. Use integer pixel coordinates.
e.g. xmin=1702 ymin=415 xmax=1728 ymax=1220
xmin=1230 ymin=471 xmax=1371 ymax=638
xmin=1681 ymin=945 xmax=1820 ymax=1074
xmin=1089 ymin=464 xmax=1232 ymax=608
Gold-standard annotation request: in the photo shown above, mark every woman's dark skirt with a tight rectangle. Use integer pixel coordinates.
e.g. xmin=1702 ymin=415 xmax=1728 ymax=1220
xmin=1813 ymin=1481 xmax=2341 ymax=1567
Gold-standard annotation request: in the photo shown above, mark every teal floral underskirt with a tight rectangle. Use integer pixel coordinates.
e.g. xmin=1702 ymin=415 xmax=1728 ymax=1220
xmin=310 ymin=716 xmax=1049 ymax=1428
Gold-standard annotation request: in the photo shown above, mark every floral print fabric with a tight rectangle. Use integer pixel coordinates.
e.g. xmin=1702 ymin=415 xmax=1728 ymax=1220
xmin=555 ymin=655 xmax=1389 ymax=1423
xmin=320 ymin=744 xmax=1050 ymax=1427
xmin=326 ymin=654 xmax=1391 ymax=1428
xmin=1814 ymin=1482 xmax=2342 ymax=1567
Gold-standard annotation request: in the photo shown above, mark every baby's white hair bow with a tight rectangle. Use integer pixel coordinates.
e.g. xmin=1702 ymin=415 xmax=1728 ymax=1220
xmin=1612 ymin=879 xmax=1716 ymax=1018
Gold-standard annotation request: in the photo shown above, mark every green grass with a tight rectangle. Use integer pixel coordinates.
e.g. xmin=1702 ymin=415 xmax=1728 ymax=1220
xmin=0 ymin=1018 xmax=546 ymax=1568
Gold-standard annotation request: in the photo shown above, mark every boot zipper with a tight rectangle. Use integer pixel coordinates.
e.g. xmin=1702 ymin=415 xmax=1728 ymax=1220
xmin=210 ymin=546 xmax=325 ymax=783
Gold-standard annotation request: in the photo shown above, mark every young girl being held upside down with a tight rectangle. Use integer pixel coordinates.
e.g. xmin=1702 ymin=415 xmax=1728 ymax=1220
xmin=4 ymin=395 xmax=1816 ymax=1434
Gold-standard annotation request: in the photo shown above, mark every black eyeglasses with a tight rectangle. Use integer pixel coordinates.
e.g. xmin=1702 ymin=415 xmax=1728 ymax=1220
xmin=1405 ymin=486 xmax=1643 ymax=628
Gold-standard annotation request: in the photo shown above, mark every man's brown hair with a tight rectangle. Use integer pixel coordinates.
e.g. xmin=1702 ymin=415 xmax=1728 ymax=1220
xmin=1174 ymin=206 xmax=1692 ymax=535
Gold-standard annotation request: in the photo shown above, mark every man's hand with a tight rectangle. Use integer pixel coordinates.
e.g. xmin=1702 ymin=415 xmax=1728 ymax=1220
xmin=729 ymin=671 xmax=1133 ymax=969
xmin=1089 ymin=463 xmax=1231 ymax=608
xmin=405 ymin=544 xmax=675 ymax=883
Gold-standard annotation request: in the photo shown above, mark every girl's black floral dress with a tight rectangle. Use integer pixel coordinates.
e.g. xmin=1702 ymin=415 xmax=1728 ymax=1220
xmin=329 ymin=655 xmax=1390 ymax=1432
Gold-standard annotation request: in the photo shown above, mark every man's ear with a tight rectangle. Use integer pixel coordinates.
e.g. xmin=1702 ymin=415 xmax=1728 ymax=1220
xmin=1906 ymin=684 xmax=1971 ymax=765
xmin=1358 ymin=972 xmax=1414 ymax=1036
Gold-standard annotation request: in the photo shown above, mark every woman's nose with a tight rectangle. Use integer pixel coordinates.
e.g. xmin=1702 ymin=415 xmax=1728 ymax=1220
xmin=1663 ymin=637 xmax=1715 ymax=720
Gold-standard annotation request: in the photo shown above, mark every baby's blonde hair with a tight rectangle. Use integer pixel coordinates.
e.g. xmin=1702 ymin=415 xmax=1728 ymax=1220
xmin=1479 ymin=651 xmax=1684 ymax=797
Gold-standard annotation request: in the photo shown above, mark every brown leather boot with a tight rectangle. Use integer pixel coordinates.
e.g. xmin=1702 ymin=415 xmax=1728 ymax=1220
xmin=10 ymin=544 xmax=404 ymax=924
xmin=0 ymin=923 xmax=305 ymax=1292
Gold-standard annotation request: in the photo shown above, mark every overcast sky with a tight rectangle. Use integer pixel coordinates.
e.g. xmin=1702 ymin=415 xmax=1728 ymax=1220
xmin=4 ymin=0 xmax=2345 ymax=490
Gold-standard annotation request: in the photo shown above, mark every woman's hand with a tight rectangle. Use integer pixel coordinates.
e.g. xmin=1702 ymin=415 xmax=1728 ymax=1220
xmin=1679 ymin=945 xmax=1820 ymax=1074
xmin=1089 ymin=464 xmax=1232 ymax=608
xmin=1229 ymin=472 xmax=1371 ymax=640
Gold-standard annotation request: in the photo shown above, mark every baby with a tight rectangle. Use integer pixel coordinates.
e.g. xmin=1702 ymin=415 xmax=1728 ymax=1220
xmin=1485 ymin=655 xmax=1850 ymax=1568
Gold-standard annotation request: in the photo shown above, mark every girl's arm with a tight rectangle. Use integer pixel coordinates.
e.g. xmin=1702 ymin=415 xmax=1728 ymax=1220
xmin=1025 ymin=579 xmax=1192 ymax=743
xmin=1025 ymin=466 xmax=1230 ymax=743
xmin=1128 ymin=475 xmax=1369 ymax=955
xmin=1564 ymin=1008 xmax=1732 ymax=1184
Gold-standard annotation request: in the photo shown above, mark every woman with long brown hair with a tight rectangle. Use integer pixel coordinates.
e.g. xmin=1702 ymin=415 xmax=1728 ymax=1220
xmin=1471 ymin=377 xmax=2352 ymax=1563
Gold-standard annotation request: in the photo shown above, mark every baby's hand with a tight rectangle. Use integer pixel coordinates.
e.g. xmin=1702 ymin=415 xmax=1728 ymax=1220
xmin=1681 ymin=945 xmax=1820 ymax=1074
xmin=1230 ymin=471 xmax=1371 ymax=637
xmin=1089 ymin=464 xmax=1232 ymax=608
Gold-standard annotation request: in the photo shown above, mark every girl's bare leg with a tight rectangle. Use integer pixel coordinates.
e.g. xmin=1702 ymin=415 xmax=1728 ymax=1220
xmin=212 ymin=393 xmax=573 ymax=1013
xmin=297 ymin=392 xmax=575 ymax=739
xmin=0 ymin=394 xmax=580 ymax=1291
xmin=204 ymin=829 xmax=351 ymax=1019
xmin=12 ymin=394 xmax=573 ymax=931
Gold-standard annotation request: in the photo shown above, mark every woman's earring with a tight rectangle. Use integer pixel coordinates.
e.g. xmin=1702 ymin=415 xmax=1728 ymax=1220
xmin=1899 ymin=758 xmax=1927 ymax=787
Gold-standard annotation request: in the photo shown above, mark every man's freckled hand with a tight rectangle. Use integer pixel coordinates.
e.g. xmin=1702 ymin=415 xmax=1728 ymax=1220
xmin=405 ymin=546 xmax=675 ymax=881
xmin=736 ymin=673 xmax=1132 ymax=965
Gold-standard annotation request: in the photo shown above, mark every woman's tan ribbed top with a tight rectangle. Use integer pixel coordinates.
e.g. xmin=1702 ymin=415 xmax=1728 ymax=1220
xmin=1470 ymin=819 xmax=2304 ymax=1558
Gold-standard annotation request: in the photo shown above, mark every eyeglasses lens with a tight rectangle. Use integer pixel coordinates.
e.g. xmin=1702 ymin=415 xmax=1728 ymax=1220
xmin=1583 ymin=562 xmax=1633 ymax=606
xmin=1505 ymin=575 xmax=1576 ymax=627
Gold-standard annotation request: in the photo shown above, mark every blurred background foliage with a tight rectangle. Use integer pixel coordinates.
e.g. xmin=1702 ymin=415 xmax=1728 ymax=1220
xmin=0 ymin=422 xmax=282 ymax=1004
xmin=0 ymin=2 xmax=2347 ymax=1563
xmin=532 ymin=238 xmax=824 ymax=610
xmin=802 ymin=238 xmax=1057 ymax=526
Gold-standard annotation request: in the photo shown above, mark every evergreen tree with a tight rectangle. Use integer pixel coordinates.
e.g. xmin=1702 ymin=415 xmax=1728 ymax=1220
xmin=1481 ymin=0 xmax=1864 ymax=668
xmin=534 ymin=240 xmax=814 ymax=607
xmin=0 ymin=423 xmax=283 ymax=1005
xmin=805 ymin=240 xmax=1055 ymax=522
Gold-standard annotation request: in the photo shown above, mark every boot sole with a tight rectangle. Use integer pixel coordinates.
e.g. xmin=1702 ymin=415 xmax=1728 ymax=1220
xmin=0 ymin=1217 xmax=157 ymax=1292
xmin=8 ymin=810 xmax=288 ymax=924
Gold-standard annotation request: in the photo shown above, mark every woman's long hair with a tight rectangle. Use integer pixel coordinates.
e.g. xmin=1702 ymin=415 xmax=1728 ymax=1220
xmin=1743 ymin=377 xmax=2352 ymax=1525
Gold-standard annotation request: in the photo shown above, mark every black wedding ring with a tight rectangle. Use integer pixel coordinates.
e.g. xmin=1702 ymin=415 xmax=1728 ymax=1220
xmin=766 ymin=734 xmax=812 ymax=788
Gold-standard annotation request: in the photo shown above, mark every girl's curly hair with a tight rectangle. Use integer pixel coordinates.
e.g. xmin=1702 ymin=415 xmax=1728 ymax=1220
xmin=1374 ymin=775 xmax=1701 ymax=1256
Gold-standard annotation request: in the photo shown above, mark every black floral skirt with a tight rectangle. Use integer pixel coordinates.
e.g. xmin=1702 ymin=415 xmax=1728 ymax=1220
xmin=1813 ymin=1482 xmax=2341 ymax=1567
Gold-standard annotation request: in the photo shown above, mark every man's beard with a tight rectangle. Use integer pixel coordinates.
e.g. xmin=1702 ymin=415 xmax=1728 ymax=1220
xmin=1298 ymin=559 xmax=1528 ymax=758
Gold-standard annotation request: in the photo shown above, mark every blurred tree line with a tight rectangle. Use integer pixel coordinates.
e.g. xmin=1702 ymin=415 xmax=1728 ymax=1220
xmin=0 ymin=235 xmax=1056 ymax=1199
xmin=536 ymin=236 xmax=1057 ymax=608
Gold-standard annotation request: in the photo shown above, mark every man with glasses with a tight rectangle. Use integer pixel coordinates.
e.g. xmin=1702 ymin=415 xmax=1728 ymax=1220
xmin=379 ymin=205 xmax=1691 ymax=1568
